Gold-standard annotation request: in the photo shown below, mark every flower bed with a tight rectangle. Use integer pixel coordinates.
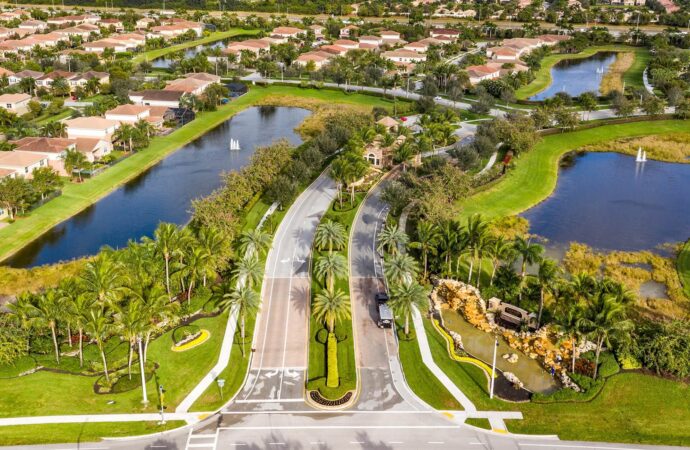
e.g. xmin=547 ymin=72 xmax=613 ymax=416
xmin=171 ymin=329 xmax=210 ymax=352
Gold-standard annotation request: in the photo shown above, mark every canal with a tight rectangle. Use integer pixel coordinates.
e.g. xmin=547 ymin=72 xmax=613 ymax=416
xmin=5 ymin=106 xmax=310 ymax=268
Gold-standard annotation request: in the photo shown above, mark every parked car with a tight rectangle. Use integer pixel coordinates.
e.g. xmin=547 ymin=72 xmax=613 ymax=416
xmin=376 ymin=292 xmax=392 ymax=328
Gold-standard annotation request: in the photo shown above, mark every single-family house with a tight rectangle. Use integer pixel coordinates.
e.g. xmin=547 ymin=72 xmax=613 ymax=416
xmin=8 ymin=70 xmax=43 ymax=85
xmin=0 ymin=93 xmax=31 ymax=115
xmin=358 ymin=35 xmax=382 ymax=47
xmin=36 ymin=70 xmax=75 ymax=88
xmin=379 ymin=30 xmax=401 ymax=42
xmin=295 ymin=51 xmax=333 ymax=69
xmin=339 ymin=24 xmax=359 ymax=38
xmin=224 ymin=39 xmax=270 ymax=56
xmin=65 ymin=117 xmax=120 ymax=142
xmin=382 ymin=49 xmax=426 ymax=63
xmin=0 ymin=150 xmax=49 ymax=179
xmin=18 ymin=20 xmax=47 ymax=32
xmin=271 ymin=26 xmax=305 ymax=41
xmin=333 ymin=39 xmax=358 ymax=50
xmin=11 ymin=136 xmax=76 ymax=175
xmin=129 ymin=90 xmax=184 ymax=108
xmin=320 ymin=44 xmax=349 ymax=56
xmin=309 ymin=24 xmax=325 ymax=38
xmin=430 ymin=28 xmax=460 ymax=39
xmin=105 ymin=104 xmax=151 ymax=124
xmin=136 ymin=17 xmax=156 ymax=29
xmin=466 ymin=64 xmax=502 ymax=84
xmin=69 ymin=71 xmax=110 ymax=89
xmin=99 ymin=18 xmax=124 ymax=31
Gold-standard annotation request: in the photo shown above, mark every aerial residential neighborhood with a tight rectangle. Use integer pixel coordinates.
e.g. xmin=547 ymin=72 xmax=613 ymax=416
xmin=0 ymin=2 xmax=687 ymax=450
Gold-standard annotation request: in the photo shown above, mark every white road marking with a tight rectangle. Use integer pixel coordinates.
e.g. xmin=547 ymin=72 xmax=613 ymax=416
xmin=234 ymin=398 xmax=304 ymax=403
xmin=388 ymin=441 xmax=403 ymax=444
xmin=277 ymin=242 xmax=299 ymax=399
xmin=428 ymin=442 xmax=445 ymax=445
xmin=221 ymin=410 xmax=432 ymax=414
xmin=219 ymin=425 xmax=460 ymax=430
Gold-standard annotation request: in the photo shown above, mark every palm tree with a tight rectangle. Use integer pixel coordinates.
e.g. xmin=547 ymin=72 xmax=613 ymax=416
xmin=61 ymin=279 xmax=93 ymax=368
xmin=554 ymin=303 xmax=583 ymax=374
xmin=437 ymin=221 xmax=458 ymax=277
xmin=464 ymin=214 xmax=489 ymax=285
xmin=487 ymin=236 xmax=513 ymax=286
xmin=314 ymin=253 xmax=348 ymax=291
xmin=197 ymin=227 xmax=228 ymax=285
xmin=84 ymin=307 xmax=114 ymax=384
xmin=6 ymin=293 xmax=36 ymax=352
xmin=115 ymin=123 xmax=137 ymax=152
xmin=131 ymin=282 xmax=173 ymax=363
xmin=314 ymin=220 xmax=347 ymax=254
xmin=578 ymin=294 xmax=633 ymax=380
xmin=239 ymin=228 xmax=272 ymax=259
xmin=34 ymin=290 xmax=63 ymax=364
xmin=116 ymin=300 xmax=144 ymax=379
xmin=135 ymin=119 xmax=154 ymax=140
xmin=213 ymin=284 xmax=260 ymax=357
xmin=80 ymin=255 xmax=124 ymax=306
xmin=384 ymin=253 xmax=419 ymax=286
xmin=390 ymin=281 xmax=427 ymax=336
xmin=154 ymin=223 xmax=179 ymax=298
xmin=536 ymin=258 xmax=561 ymax=328
xmin=570 ymin=273 xmax=597 ymax=304
xmin=409 ymin=221 xmax=439 ymax=281
xmin=232 ymin=254 xmax=264 ymax=289
xmin=330 ymin=159 xmax=348 ymax=209
xmin=512 ymin=237 xmax=544 ymax=279
xmin=377 ymin=224 xmax=409 ymax=256
xmin=313 ymin=288 xmax=351 ymax=333
xmin=179 ymin=247 xmax=211 ymax=303
xmin=64 ymin=148 xmax=88 ymax=182
xmin=43 ymin=121 xmax=67 ymax=138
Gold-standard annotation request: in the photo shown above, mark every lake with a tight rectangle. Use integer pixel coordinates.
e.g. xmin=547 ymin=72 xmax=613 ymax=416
xmin=4 ymin=106 xmax=310 ymax=268
xmin=522 ymin=152 xmax=690 ymax=253
xmin=529 ymin=52 xmax=617 ymax=101
xmin=152 ymin=40 xmax=226 ymax=69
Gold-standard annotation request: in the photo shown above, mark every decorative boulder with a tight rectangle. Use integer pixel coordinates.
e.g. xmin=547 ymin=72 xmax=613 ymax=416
xmin=503 ymin=371 xmax=525 ymax=390
xmin=507 ymin=353 xmax=519 ymax=364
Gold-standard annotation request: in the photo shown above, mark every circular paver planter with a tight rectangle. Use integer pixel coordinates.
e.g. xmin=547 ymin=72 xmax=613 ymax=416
xmin=309 ymin=390 xmax=353 ymax=407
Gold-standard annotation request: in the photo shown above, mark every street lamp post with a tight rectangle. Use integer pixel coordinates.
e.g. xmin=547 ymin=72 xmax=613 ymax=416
xmin=158 ymin=385 xmax=166 ymax=425
xmin=138 ymin=338 xmax=148 ymax=405
xmin=217 ymin=378 xmax=226 ymax=401
xmin=489 ymin=337 xmax=499 ymax=399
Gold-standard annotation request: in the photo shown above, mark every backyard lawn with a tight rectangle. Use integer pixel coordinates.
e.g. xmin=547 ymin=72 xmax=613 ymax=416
xmin=132 ymin=29 xmax=260 ymax=64
xmin=0 ymin=85 xmax=405 ymax=263
xmin=458 ymin=120 xmax=689 ymax=219
xmin=515 ymin=45 xmax=650 ymax=100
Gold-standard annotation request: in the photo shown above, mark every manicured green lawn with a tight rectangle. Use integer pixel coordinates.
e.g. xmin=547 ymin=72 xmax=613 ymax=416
xmin=404 ymin=310 xmax=690 ymax=446
xmin=397 ymin=322 xmax=461 ymax=410
xmin=458 ymin=120 xmax=689 ymax=220
xmin=0 ymin=421 xmax=186 ymax=446
xmin=464 ymin=417 xmax=491 ymax=429
xmin=0 ymin=85 xmax=401 ymax=263
xmin=132 ymin=29 xmax=260 ymax=64
xmin=515 ymin=45 xmax=649 ymax=99
xmin=678 ymin=240 xmax=690 ymax=298
xmin=32 ymin=109 xmax=73 ymax=125
xmin=0 ymin=312 xmax=228 ymax=417
xmin=307 ymin=195 xmax=362 ymax=399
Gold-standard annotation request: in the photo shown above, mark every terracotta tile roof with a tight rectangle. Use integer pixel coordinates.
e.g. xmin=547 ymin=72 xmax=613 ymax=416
xmin=12 ymin=137 xmax=75 ymax=153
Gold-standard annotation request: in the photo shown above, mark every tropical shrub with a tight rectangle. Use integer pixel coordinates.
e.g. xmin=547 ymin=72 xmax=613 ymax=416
xmin=326 ymin=332 xmax=339 ymax=388
xmin=173 ymin=325 xmax=201 ymax=345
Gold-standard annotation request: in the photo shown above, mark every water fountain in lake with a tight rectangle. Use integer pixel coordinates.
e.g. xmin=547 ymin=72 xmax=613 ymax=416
xmin=229 ymin=138 xmax=241 ymax=150
xmin=635 ymin=146 xmax=647 ymax=163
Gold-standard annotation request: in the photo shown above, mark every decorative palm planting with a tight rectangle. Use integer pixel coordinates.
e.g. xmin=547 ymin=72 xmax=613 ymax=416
xmin=307 ymin=195 xmax=364 ymax=402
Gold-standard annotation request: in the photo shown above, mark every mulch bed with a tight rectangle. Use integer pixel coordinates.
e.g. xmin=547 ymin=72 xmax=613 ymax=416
xmin=309 ymin=390 xmax=352 ymax=407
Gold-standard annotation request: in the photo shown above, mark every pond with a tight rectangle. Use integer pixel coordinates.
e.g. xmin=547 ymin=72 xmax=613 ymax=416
xmin=529 ymin=52 xmax=617 ymax=101
xmin=522 ymin=152 xmax=690 ymax=253
xmin=4 ymin=106 xmax=310 ymax=268
xmin=441 ymin=310 xmax=559 ymax=394
xmin=152 ymin=40 xmax=227 ymax=69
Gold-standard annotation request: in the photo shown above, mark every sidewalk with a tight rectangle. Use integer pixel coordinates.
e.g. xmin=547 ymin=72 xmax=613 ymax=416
xmin=0 ymin=412 xmax=207 ymax=426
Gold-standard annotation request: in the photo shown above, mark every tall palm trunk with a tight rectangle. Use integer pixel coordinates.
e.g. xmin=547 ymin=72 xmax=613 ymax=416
xmin=99 ymin=343 xmax=110 ymax=384
xmin=138 ymin=337 xmax=148 ymax=404
xmin=593 ymin=336 xmax=604 ymax=380
xmin=67 ymin=324 xmax=73 ymax=348
xmin=423 ymin=251 xmax=428 ymax=281
xmin=164 ymin=255 xmax=171 ymax=298
xmin=78 ymin=328 xmax=84 ymax=368
xmin=50 ymin=324 xmax=60 ymax=364
xmin=127 ymin=340 xmax=134 ymax=380
xmin=571 ymin=337 xmax=577 ymax=374
xmin=476 ymin=257 xmax=483 ymax=288
xmin=404 ymin=313 xmax=410 ymax=336
xmin=467 ymin=257 xmax=474 ymax=284
xmin=490 ymin=261 xmax=498 ymax=286
xmin=187 ymin=280 xmax=194 ymax=303
xmin=240 ymin=313 xmax=246 ymax=357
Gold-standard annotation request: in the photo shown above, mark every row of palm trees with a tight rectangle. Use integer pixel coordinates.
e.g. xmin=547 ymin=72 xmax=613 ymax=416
xmin=4 ymin=222 xmax=242 ymax=400
xmin=380 ymin=214 xmax=636 ymax=381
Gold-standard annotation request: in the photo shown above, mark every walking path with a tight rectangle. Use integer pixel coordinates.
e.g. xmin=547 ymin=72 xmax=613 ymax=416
xmin=176 ymin=203 xmax=279 ymax=413
xmin=0 ymin=413 xmax=206 ymax=427
xmin=643 ymin=67 xmax=654 ymax=95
